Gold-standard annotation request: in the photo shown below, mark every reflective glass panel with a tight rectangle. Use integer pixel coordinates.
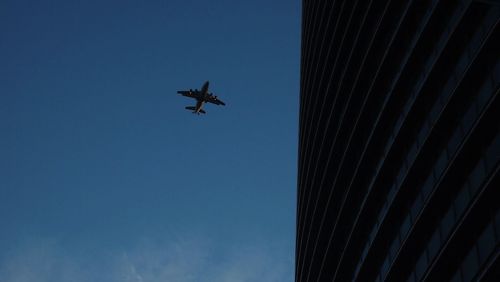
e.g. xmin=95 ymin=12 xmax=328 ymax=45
xmin=440 ymin=208 xmax=455 ymax=238
xmin=461 ymin=246 xmax=479 ymax=282
xmin=427 ymin=229 xmax=441 ymax=260
xmin=477 ymin=222 xmax=496 ymax=263
xmin=453 ymin=185 xmax=470 ymax=217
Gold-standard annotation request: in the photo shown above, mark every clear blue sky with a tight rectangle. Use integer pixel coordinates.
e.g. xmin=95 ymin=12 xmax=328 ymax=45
xmin=0 ymin=1 xmax=300 ymax=281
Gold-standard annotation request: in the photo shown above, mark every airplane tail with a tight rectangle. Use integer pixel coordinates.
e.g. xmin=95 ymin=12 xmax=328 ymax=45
xmin=185 ymin=106 xmax=206 ymax=114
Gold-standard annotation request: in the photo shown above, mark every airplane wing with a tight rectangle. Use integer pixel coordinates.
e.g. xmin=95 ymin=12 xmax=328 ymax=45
xmin=206 ymin=95 xmax=226 ymax=106
xmin=177 ymin=90 xmax=197 ymax=98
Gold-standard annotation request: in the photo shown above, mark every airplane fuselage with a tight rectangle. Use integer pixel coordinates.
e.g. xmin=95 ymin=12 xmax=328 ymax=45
xmin=192 ymin=81 xmax=210 ymax=114
xmin=200 ymin=81 xmax=209 ymax=96
xmin=194 ymin=100 xmax=206 ymax=114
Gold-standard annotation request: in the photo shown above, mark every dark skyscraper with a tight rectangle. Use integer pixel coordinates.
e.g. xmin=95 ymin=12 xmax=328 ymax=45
xmin=296 ymin=1 xmax=499 ymax=281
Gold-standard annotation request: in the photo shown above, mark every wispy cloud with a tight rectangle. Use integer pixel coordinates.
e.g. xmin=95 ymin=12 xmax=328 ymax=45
xmin=0 ymin=236 xmax=293 ymax=282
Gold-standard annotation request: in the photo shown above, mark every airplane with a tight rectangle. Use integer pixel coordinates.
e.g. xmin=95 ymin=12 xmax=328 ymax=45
xmin=177 ymin=81 xmax=225 ymax=114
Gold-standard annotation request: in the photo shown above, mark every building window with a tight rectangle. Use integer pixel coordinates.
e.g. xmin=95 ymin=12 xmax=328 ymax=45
xmin=407 ymin=143 xmax=418 ymax=164
xmin=461 ymin=106 xmax=476 ymax=133
xmin=381 ymin=257 xmax=390 ymax=277
xmin=453 ymin=185 xmax=470 ymax=217
xmin=434 ymin=150 xmax=448 ymax=177
xmin=411 ymin=192 xmax=424 ymax=220
xmin=400 ymin=214 xmax=412 ymax=239
xmin=450 ymin=270 xmax=463 ymax=282
xmin=440 ymin=207 xmax=455 ymax=238
xmin=484 ymin=134 xmax=500 ymax=171
xmin=461 ymin=245 xmax=479 ymax=282
xmin=421 ymin=175 xmax=434 ymax=199
xmin=406 ymin=270 xmax=417 ymax=282
xmin=468 ymin=160 xmax=486 ymax=195
xmin=447 ymin=126 xmax=463 ymax=155
xmin=390 ymin=233 xmax=401 ymax=261
xmin=494 ymin=210 xmax=500 ymax=241
xmin=477 ymin=222 xmax=496 ymax=263
xmin=414 ymin=250 xmax=428 ymax=280
xmin=427 ymin=228 xmax=441 ymax=260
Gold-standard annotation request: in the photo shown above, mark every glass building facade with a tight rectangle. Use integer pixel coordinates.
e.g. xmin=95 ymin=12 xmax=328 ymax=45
xmin=296 ymin=0 xmax=499 ymax=281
